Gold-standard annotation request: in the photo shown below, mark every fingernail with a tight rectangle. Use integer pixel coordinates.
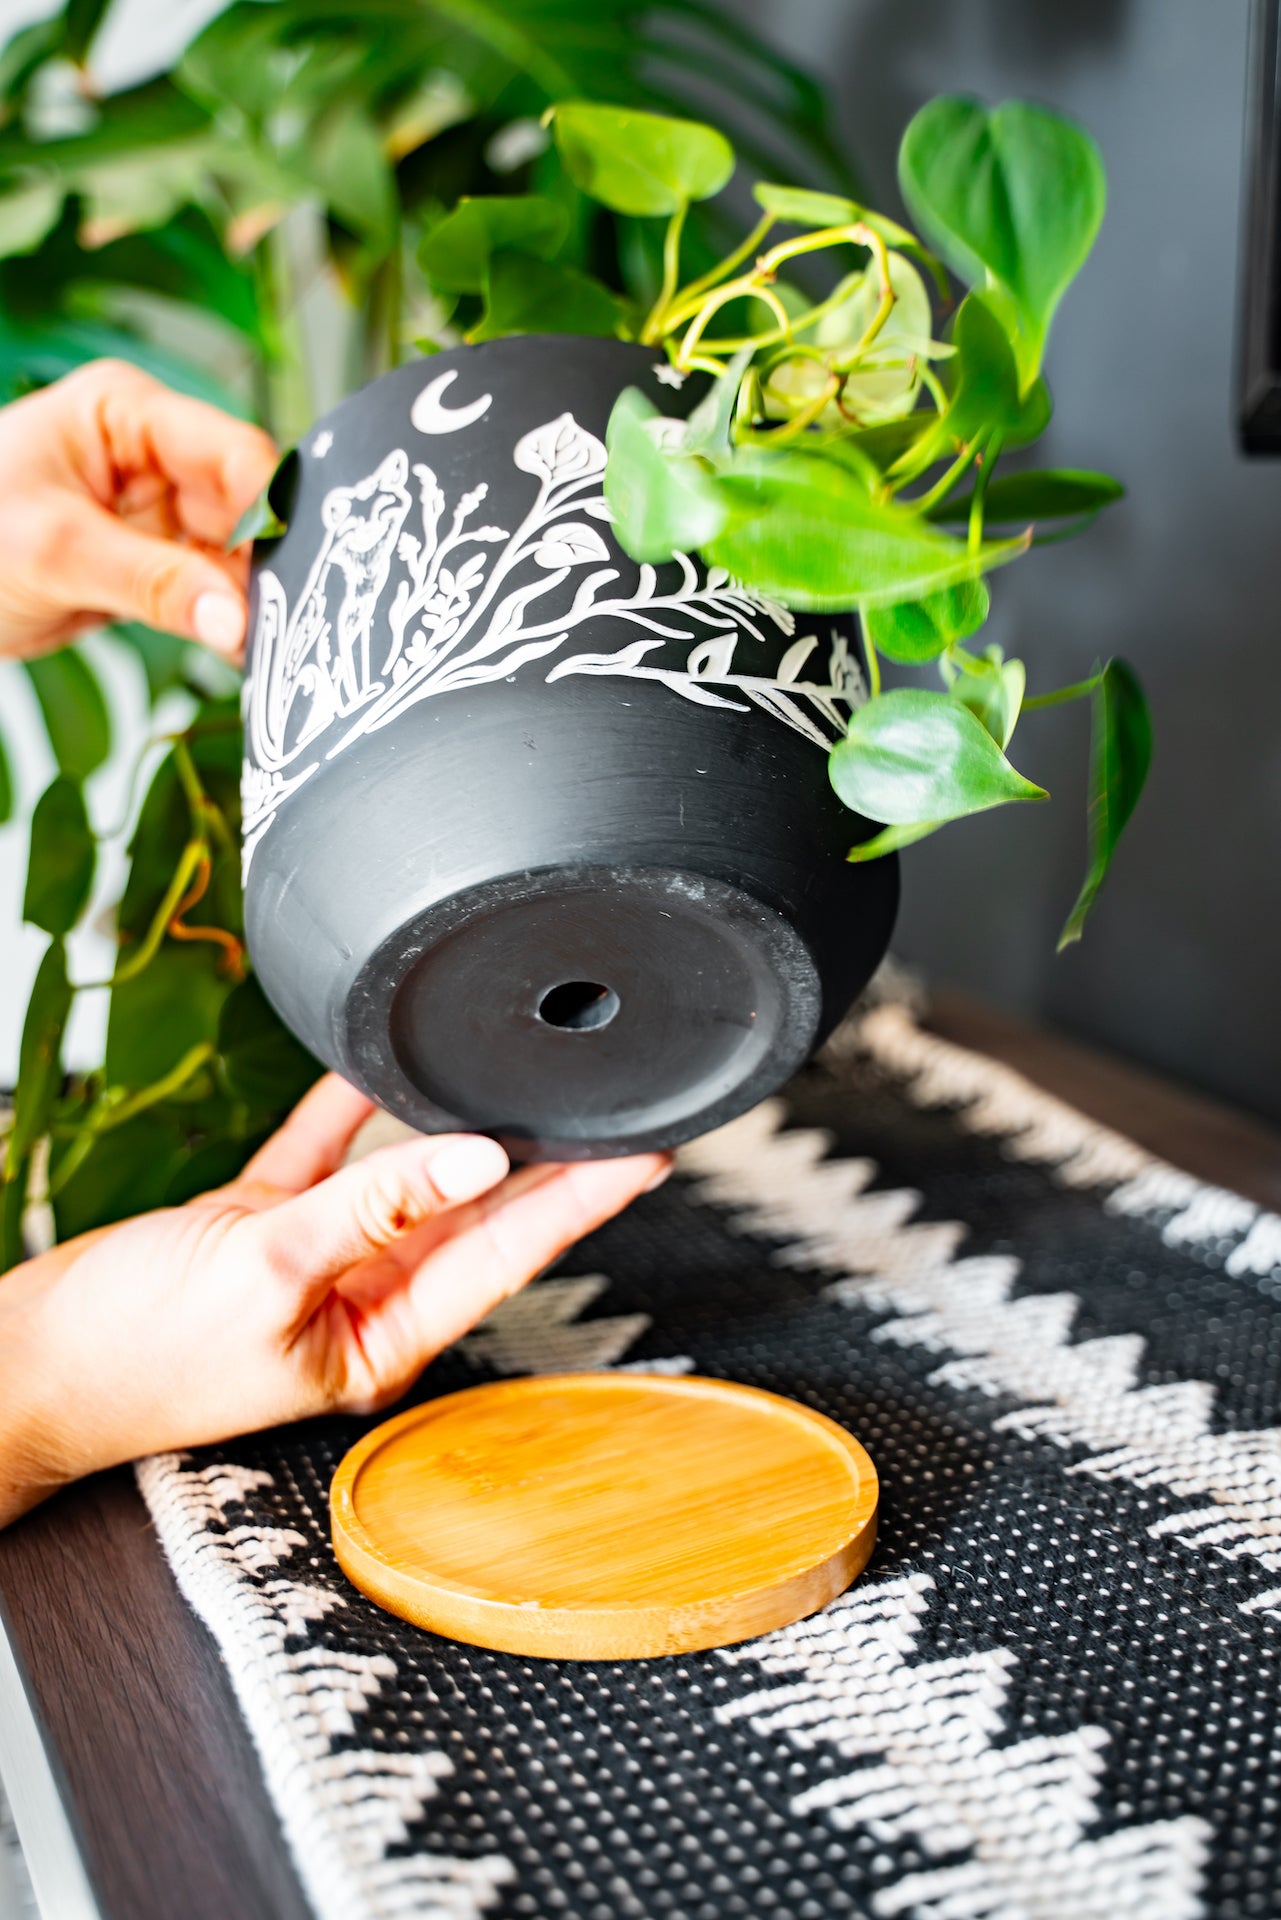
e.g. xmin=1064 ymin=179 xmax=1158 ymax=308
xmin=430 ymin=1137 xmax=510 ymax=1203
xmin=643 ymin=1159 xmax=674 ymax=1193
xmin=193 ymin=590 xmax=246 ymax=653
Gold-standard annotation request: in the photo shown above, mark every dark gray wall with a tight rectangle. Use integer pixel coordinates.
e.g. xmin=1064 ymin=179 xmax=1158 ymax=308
xmin=724 ymin=0 xmax=1281 ymax=1122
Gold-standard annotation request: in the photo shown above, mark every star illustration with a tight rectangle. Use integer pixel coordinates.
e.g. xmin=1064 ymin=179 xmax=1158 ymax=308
xmin=653 ymin=364 xmax=687 ymax=389
xmin=312 ymin=429 xmax=334 ymax=457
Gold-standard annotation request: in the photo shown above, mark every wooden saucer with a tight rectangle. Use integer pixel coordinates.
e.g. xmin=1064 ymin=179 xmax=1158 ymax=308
xmin=330 ymin=1374 xmax=878 ymax=1659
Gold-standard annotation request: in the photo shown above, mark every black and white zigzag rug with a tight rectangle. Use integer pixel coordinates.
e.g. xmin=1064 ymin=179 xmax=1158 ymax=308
xmin=137 ymin=1000 xmax=1281 ymax=1920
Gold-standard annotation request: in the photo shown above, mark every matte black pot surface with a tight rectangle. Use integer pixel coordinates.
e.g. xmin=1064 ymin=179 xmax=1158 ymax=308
xmin=243 ymin=336 xmax=897 ymax=1159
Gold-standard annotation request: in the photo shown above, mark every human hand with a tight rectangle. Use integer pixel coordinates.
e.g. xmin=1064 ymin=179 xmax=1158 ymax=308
xmin=0 ymin=358 xmax=278 ymax=664
xmin=0 ymin=1074 xmax=670 ymax=1528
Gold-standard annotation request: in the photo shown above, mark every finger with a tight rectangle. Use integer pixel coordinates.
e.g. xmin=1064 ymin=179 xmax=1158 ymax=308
xmin=238 ymin=1074 xmax=378 ymax=1195
xmin=390 ymin=1152 xmax=671 ymax=1360
xmin=71 ymin=360 xmax=278 ymax=541
xmin=248 ymin=1132 xmax=512 ymax=1292
xmin=46 ymin=498 xmax=251 ymax=657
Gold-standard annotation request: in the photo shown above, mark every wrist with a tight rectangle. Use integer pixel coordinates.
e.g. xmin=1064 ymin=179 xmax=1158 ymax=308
xmin=0 ymin=1253 xmax=92 ymax=1527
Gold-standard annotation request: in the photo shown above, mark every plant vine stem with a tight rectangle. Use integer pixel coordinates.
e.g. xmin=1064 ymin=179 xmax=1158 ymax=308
xmin=676 ymin=277 xmax=791 ymax=370
xmin=769 ymin=371 xmax=842 ymax=441
xmin=48 ymin=1043 xmax=216 ymax=1199
xmin=968 ymin=434 xmax=1000 ymax=554
xmin=1022 ymin=675 xmax=1100 ymax=710
xmin=860 ymin=616 xmax=882 ymax=696
xmin=658 ymin=211 xmax=774 ymax=322
xmin=641 ymin=201 xmax=688 ymax=346
xmin=910 ymin=439 xmax=981 ymax=516
xmin=172 ymin=736 xmax=233 ymax=852
xmin=84 ymin=838 xmax=207 ymax=991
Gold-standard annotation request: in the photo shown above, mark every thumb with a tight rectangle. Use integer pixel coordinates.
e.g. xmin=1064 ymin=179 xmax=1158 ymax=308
xmin=245 ymin=1132 xmax=512 ymax=1297
xmin=56 ymin=499 xmax=251 ymax=657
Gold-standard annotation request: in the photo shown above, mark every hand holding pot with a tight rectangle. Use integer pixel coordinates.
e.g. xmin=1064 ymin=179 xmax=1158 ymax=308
xmin=0 ymin=1072 xmax=670 ymax=1529
xmin=0 ymin=358 xmax=277 ymax=662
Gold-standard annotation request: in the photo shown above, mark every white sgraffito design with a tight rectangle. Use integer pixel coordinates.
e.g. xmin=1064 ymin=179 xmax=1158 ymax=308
xmin=136 ymin=1454 xmax=513 ymax=1920
xmin=312 ymin=429 xmax=334 ymax=458
xmin=716 ymin=1573 xmax=1210 ymax=1920
xmin=410 ymin=368 xmax=494 ymax=435
xmin=461 ymin=1271 xmax=694 ymax=1376
xmin=676 ymin=1002 xmax=1281 ymax=1621
xmin=242 ymin=410 xmax=864 ymax=877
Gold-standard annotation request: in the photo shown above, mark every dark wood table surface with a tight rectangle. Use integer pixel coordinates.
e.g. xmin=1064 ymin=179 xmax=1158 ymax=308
xmin=3 ymin=990 xmax=1280 ymax=1920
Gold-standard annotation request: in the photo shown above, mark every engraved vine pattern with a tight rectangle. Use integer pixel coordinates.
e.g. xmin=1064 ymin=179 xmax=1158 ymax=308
xmin=242 ymin=411 xmax=864 ymax=876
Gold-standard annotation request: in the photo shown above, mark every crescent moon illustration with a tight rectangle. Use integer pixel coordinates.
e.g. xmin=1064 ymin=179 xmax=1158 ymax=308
xmin=411 ymin=370 xmax=493 ymax=435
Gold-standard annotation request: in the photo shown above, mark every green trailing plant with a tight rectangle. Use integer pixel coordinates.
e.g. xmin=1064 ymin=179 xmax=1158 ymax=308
xmin=406 ymin=99 xmax=1147 ymax=944
xmin=0 ymin=8 xmax=1148 ymax=1267
xmin=0 ymin=0 xmax=835 ymax=1264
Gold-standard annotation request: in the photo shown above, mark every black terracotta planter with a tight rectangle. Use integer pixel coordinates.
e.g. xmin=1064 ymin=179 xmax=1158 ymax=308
xmin=243 ymin=337 xmax=898 ymax=1159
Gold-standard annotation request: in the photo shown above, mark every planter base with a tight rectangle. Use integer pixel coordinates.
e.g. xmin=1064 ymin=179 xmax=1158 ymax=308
xmin=348 ymin=865 xmax=822 ymax=1161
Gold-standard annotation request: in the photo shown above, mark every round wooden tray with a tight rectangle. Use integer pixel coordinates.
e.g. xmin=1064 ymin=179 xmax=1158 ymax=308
xmin=330 ymin=1373 xmax=878 ymax=1659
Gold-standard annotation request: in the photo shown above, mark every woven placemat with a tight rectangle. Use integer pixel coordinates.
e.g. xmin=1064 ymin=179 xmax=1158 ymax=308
xmin=137 ymin=1000 xmax=1281 ymax=1920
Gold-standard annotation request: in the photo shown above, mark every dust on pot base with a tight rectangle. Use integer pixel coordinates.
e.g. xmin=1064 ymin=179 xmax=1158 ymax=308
xmin=242 ymin=336 xmax=898 ymax=1160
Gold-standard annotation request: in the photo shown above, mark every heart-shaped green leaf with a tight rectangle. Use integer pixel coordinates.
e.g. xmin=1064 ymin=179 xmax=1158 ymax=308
xmin=218 ymin=975 xmax=321 ymax=1113
xmin=865 ymin=579 xmax=990 ymax=663
xmin=1058 ymin=658 xmax=1151 ymax=947
xmin=549 ymin=102 xmax=733 ymax=215
xmin=5 ymin=937 xmax=72 ymax=1178
xmin=898 ymin=96 xmax=1105 ymax=386
xmin=24 ymin=775 xmax=95 ymax=936
xmin=704 ymin=449 xmax=1027 ymax=612
xmin=604 ymin=387 xmax=727 ymax=563
xmin=419 ymin=195 xmax=568 ymax=294
xmin=951 ymin=648 xmax=1026 ymax=749
xmin=24 ymin=647 xmax=111 ymax=779
xmin=830 ymin=687 xmax=1045 ymax=828
xmin=468 ymin=252 xmax=623 ymax=342
xmin=932 ymin=467 xmax=1124 ymax=524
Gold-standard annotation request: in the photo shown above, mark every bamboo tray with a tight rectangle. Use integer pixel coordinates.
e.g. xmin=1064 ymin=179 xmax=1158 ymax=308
xmin=330 ymin=1373 xmax=878 ymax=1659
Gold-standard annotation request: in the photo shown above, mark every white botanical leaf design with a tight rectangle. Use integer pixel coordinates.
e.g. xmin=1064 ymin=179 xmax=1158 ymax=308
xmin=512 ymin=413 xmax=606 ymax=483
xmin=241 ymin=410 xmax=863 ymax=877
xmin=530 ymin=521 xmax=611 ymax=569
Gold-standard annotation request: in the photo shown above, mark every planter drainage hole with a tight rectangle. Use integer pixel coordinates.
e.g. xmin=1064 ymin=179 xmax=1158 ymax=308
xmin=538 ymin=980 xmax=620 ymax=1033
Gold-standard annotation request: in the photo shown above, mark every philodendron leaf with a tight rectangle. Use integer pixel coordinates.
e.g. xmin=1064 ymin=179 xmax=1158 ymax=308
xmin=1058 ymin=658 xmax=1151 ymax=948
xmin=5 ymin=937 xmax=72 ymax=1177
xmin=468 ymin=253 xmax=623 ymax=342
xmin=830 ymin=688 xmax=1045 ymax=851
xmin=24 ymin=648 xmax=111 ymax=779
xmin=217 ymin=975 xmax=321 ymax=1113
xmin=419 ymin=196 xmax=568 ymax=294
xmin=865 ymin=579 xmax=990 ymax=664
xmin=704 ymin=449 xmax=1027 ymax=612
xmin=932 ymin=468 xmax=1124 ymax=524
xmin=0 ymin=729 xmax=11 ymax=824
xmin=952 ymin=648 xmax=1026 ymax=749
xmin=549 ymin=102 xmax=734 ymax=216
xmin=23 ymin=776 xmax=95 ymax=937
xmin=898 ymin=96 xmax=1106 ymax=387
xmin=229 ymin=488 xmax=287 ymax=547
xmin=604 ymin=387 xmax=727 ymax=564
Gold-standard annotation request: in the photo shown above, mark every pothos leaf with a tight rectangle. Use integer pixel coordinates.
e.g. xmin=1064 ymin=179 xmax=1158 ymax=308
xmin=1058 ymin=658 xmax=1151 ymax=948
xmin=5 ymin=937 xmax=72 ymax=1176
xmin=705 ymin=449 xmax=1027 ymax=612
xmin=951 ymin=650 xmax=1026 ymax=750
xmin=830 ymin=687 xmax=1045 ymax=836
xmin=898 ymin=95 xmax=1106 ymax=388
xmin=419 ymin=195 xmax=568 ymax=294
xmin=865 ymin=580 xmax=990 ymax=664
xmin=23 ymin=647 xmax=111 ymax=779
xmin=549 ymin=102 xmax=734 ymax=216
xmin=604 ymin=386 xmax=727 ymax=563
xmin=932 ymin=467 xmax=1124 ymax=525
xmin=468 ymin=252 xmax=623 ymax=342
xmin=23 ymin=775 xmax=95 ymax=936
